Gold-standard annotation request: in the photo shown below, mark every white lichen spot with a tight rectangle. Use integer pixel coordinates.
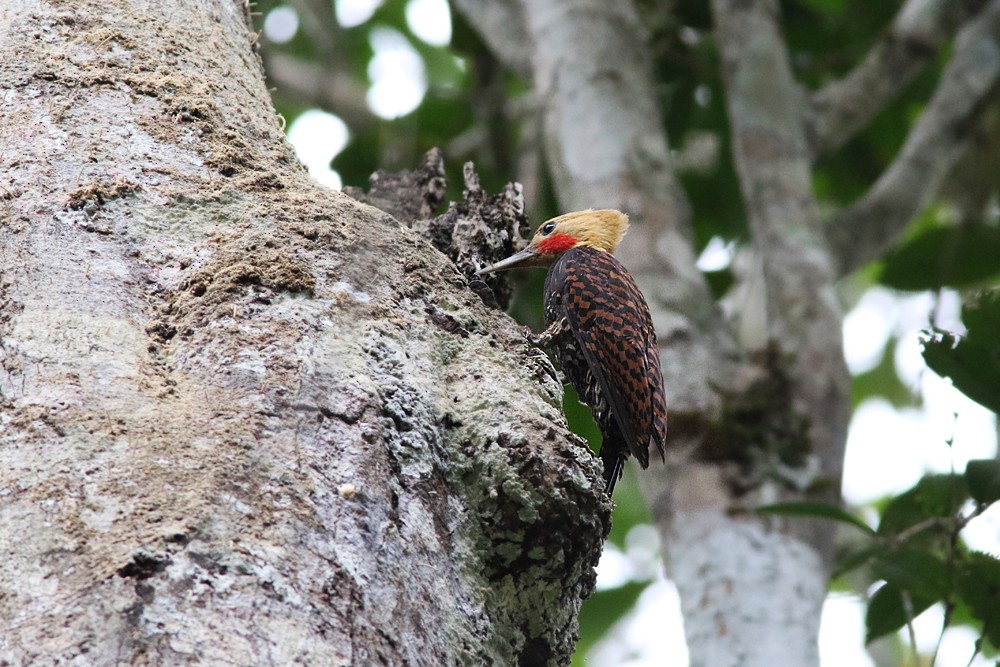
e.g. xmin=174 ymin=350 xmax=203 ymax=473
xmin=332 ymin=281 xmax=372 ymax=303
xmin=232 ymin=348 xmax=267 ymax=376
xmin=219 ymin=492 xmax=254 ymax=515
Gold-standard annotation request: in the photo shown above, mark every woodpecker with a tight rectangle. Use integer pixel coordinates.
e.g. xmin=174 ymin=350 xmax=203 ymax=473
xmin=477 ymin=209 xmax=667 ymax=495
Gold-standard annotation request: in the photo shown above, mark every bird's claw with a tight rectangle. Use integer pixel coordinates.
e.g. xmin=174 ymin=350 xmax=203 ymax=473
xmin=527 ymin=318 xmax=570 ymax=348
xmin=524 ymin=326 xmax=542 ymax=346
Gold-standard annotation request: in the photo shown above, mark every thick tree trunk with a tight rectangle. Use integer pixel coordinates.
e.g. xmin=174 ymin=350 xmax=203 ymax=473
xmin=0 ymin=1 xmax=610 ymax=665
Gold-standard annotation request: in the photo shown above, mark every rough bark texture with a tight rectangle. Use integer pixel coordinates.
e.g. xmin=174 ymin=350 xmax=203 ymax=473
xmin=345 ymin=149 xmax=531 ymax=310
xmin=711 ymin=0 xmax=850 ymax=519
xmin=0 ymin=1 xmax=611 ymax=665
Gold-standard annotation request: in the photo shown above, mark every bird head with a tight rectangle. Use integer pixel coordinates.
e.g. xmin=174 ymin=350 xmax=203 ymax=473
xmin=476 ymin=209 xmax=629 ymax=275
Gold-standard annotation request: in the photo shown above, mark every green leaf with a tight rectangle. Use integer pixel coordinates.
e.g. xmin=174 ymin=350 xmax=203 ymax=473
xmin=981 ymin=638 xmax=1000 ymax=659
xmin=966 ymin=459 xmax=1000 ymax=504
xmin=871 ymin=549 xmax=949 ymax=599
xmin=865 ymin=582 xmax=937 ymax=644
xmin=796 ymin=0 xmax=845 ymax=15
xmin=963 ymin=289 xmax=1000 ymax=339
xmin=921 ymin=289 xmax=1000 ymax=414
xmin=879 ymin=225 xmax=1000 ymax=291
xmin=922 ymin=333 xmax=1000 ymax=415
xmin=832 ymin=544 xmax=884 ymax=580
xmin=757 ymin=501 xmax=874 ymax=534
xmin=878 ymin=474 xmax=968 ymax=538
xmin=955 ymin=553 xmax=1000 ymax=649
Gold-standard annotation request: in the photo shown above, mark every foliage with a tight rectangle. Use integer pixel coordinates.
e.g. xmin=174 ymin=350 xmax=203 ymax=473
xmin=763 ymin=464 xmax=1000 ymax=656
xmin=922 ymin=289 xmax=1000 ymax=415
xmin=762 ymin=289 xmax=1000 ymax=660
xmin=880 ymin=223 xmax=1000 ymax=292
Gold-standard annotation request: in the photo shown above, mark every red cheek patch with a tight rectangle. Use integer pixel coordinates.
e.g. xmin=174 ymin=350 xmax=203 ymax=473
xmin=538 ymin=233 xmax=577 ymax=254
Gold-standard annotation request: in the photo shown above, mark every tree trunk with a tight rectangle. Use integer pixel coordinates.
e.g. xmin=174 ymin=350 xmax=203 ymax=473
xmin=0 ymin=2 xmax=610 ymax=665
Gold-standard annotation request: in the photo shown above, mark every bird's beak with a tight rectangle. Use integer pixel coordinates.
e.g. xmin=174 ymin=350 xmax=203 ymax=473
xmin=475 ymin=247 xmax=545 ymax=275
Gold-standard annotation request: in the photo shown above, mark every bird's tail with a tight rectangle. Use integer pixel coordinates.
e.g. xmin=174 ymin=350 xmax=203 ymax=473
xmin=602 ymin=452 xmax=625 ymax=496
xmin=600 ymin=427 xmax=627 ymax=496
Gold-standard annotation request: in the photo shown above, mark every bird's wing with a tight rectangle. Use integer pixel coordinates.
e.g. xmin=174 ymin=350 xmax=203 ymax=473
xmin=559 ymin=248 xmax=660 ymax=467
xmin=646 ymin=331 xmax=668 ymax=461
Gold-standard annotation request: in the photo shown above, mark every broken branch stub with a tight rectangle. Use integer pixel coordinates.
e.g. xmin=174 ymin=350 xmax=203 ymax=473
xmin=346 ymin=149 xmax=530 ymax=309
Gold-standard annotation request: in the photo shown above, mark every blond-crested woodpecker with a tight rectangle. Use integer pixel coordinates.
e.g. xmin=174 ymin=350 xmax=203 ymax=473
xmin=477 ymin=210 xmax=667 ymax=495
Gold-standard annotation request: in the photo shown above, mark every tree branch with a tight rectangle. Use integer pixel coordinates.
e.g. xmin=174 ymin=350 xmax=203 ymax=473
xmin=263 ymin=51 xmax=372 ymax=129
xmin=827 ymin=0 xmax=1000 ymax=275
xmin=450 ymin=0 xmax=534 ymax=79
xmin=807 ymin=0 xmax=989 ymax=157
xmin=708 ymin=8 xmax=853 ymax=664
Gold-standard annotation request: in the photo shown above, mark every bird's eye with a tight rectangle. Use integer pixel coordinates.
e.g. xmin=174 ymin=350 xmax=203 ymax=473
xmin=540 ymin=222 xmax=557 ymax=235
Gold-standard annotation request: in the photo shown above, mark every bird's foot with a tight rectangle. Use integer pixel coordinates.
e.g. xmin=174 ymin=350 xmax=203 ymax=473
xmin=526 ymin=318 xmax=570 ymax=348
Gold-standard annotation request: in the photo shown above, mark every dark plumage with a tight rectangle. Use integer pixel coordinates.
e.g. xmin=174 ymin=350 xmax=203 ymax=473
xmin=477 ymin=210 xmax=668 ymax=495
xmin=544 ymin=247 xmax=666 ymax=493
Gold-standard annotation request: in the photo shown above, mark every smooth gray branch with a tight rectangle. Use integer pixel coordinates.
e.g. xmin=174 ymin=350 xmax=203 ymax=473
xmin=450 ymin=0 xmax=534 ymax=78
xmin=807 ymin=0 xmax=989 ymax=157
xmin=264 ymin=51 xmax=371 ymax=129
xmin=828 ymin=0 xmax=1000 ymax=275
